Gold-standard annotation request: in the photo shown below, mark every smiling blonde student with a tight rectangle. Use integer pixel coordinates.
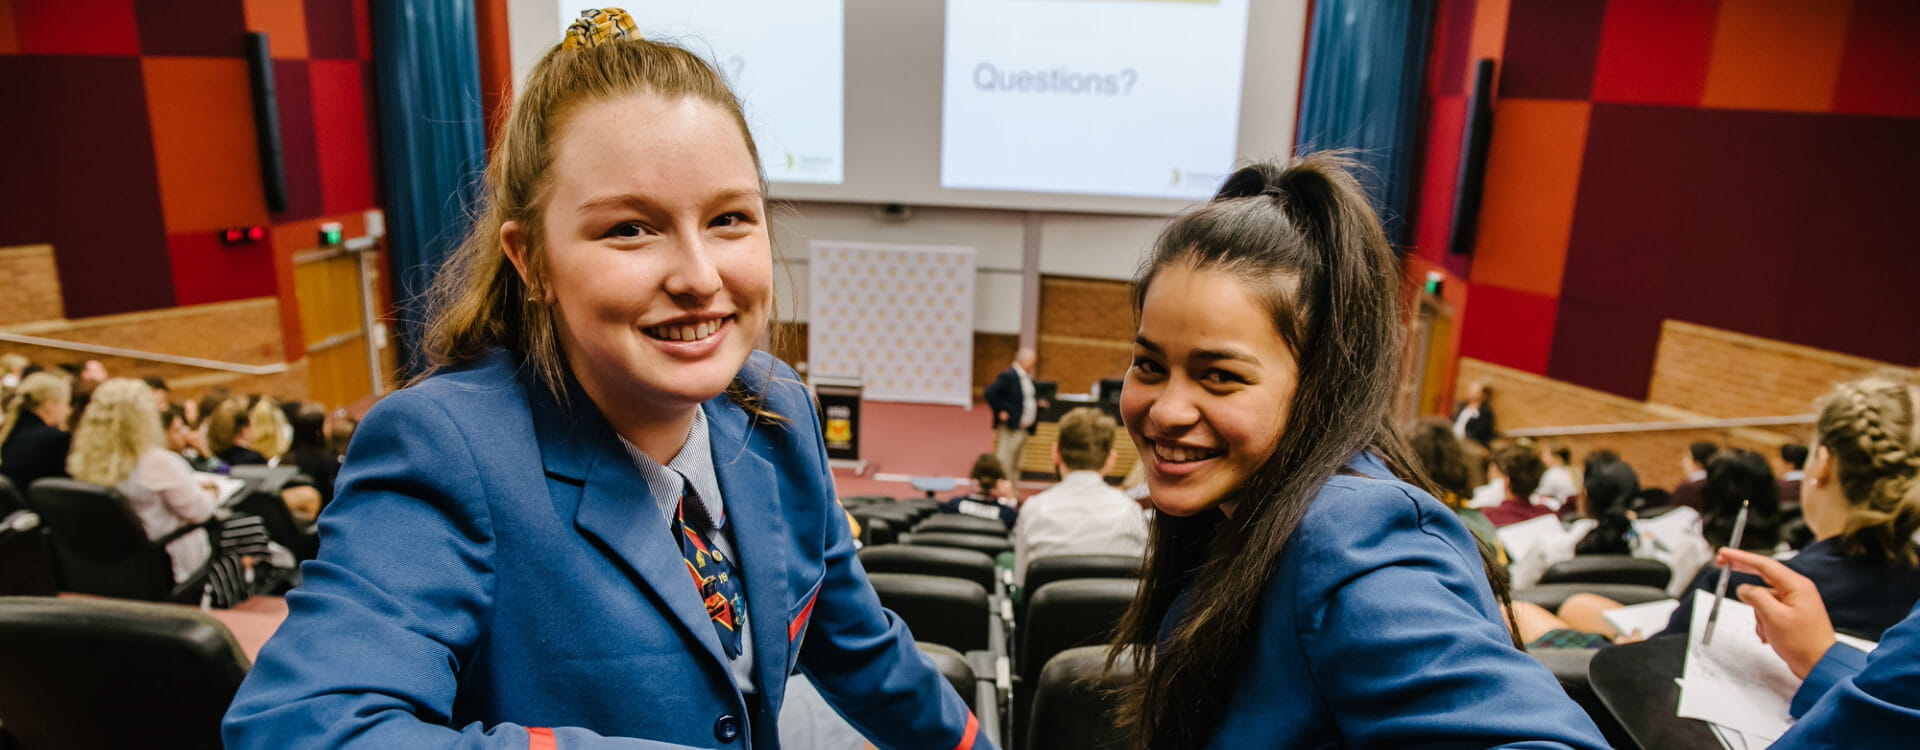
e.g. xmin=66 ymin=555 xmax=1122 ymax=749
xmin=1106 ymin=154 xmax=1608 ymax=749
xmin=223 ymin=10 xmax=985 ymax=749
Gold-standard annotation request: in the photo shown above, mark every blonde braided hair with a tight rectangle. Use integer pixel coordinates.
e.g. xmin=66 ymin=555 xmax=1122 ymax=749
xmin=1815 ymin=373 xmax=1920 ymax=566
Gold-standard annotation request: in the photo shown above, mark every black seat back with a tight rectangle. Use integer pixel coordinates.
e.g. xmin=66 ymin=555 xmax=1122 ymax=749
xmin=914 ymin=514 xmax=1011 ymax=537
xmin=1020 ymin=555 xmax=1141 ymax=620
xmin=1020 ymin=578 xmax=1137 ymax=682
xmin=1539 ymin=555 xmax=1671 ymax=589
xmin=1516 ymin=583 xmax=1670 ymax=612
xmin=863 ymin=517 xmax=898 ymax=546
xmin=1017 ymin=577 xmax=1137 ymax=740
xmin=860 ymin=545 xmax=997 ymax=591
xmin=866 ymin=572 xmax=990 ymax=652
xmin=904 ymin=532 xmax=1013 ymax=557
xmin=27 ymin=479 xmax=199 ymax=603
xmin=1026 ymin=645 xmax=1134 ymax=750
xmin=915 ymin=642 xmax=976 ymax=712
xmin=0 ymin=511 xmax=57 ymax=596
xmin=0 ymin=596 xmax=249 ymax=749
xmin=0 ymin=475 xmax=25 ymax=517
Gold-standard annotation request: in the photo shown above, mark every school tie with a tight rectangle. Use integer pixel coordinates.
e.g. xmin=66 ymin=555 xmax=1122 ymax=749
xmin=675 ymin=483 xmax=745 ymax=659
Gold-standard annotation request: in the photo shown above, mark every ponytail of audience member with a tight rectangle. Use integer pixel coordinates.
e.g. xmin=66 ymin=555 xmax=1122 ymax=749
xmin=1702 ymin=449 xmax=1782 ymax=552
xmin=1574 ymin=459 xmax=1641 ymax=556
xmin=206 ymin=399 xmax=266 ymax=466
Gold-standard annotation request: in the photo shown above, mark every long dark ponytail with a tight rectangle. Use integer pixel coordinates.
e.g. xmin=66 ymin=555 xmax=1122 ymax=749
xmin=1575 ymin=458 xmax=1640 ymax=556
xmin=1105 ymin=153 xmax=1519 ymax=749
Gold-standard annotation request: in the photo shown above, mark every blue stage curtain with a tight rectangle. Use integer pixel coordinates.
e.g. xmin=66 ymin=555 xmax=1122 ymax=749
xmin=1294 ymin=0 xmax=1435 ymax=246
xmin=371 ymin=0 xmax=487 ymax=374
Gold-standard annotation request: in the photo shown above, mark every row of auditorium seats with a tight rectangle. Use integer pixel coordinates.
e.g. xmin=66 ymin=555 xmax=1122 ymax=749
xmin=847 ymin=494 xmax=1143 ymax=749
xmin=0 ymin=473 xmax=318 ymax=606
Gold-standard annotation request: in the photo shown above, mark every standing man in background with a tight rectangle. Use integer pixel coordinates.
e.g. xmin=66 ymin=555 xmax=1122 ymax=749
xmin=1452 ymin=380 xmax=1495 ymax=447
xmin=987 ymin=347 xmax=1042 ymax=479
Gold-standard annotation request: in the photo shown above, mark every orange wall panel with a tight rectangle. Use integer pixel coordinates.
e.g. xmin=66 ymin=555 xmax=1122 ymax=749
xmin=243 ymin=0 xmax=310 ymax=59
xmin=143 ymin=57 xmax=271 ymax=234
xmin=1467 ymin=99 xmax=1590 ymax=297
xmin=1703 ymin=0 xmax=1851 ymax=112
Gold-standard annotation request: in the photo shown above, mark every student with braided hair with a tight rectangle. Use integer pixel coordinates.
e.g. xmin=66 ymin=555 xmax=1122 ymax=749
xmin=1518 ymin=374 xmax=1920 ymax=645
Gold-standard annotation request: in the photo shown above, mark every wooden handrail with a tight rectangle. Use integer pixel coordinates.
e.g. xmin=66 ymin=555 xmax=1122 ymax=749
xmin=1503 ymin=414 xmax=1813 ymax=438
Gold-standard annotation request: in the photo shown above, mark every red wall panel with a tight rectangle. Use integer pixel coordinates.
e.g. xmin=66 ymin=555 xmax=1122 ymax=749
xmin=135 ymin=0 xmax=246 ymax=57
xmin=169 ymin=231 xmax=277 ymax=306
xmin=1459 ymin=283 xmax=1558 ymax=375
xmin=1591 ymin=0 xmax=1719 ymax=106
xmin=310 ymin=59 xmax=376 ymax=215
xmin=15 ymin=0 xmax=140 ymax=55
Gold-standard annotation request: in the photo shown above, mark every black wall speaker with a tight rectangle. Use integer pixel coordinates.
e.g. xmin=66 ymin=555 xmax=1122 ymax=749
xmin=1448 ymin=58 xmax=1496 ymax=256
xmin=246 ymin=32 xmax=289 ymax=214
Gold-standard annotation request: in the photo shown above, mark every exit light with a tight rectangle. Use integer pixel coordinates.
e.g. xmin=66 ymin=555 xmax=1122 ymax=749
xmin=319 ymin=221 xmax=344 ymax=247
xmin=219 ymin=226 xmax=266 ymax=245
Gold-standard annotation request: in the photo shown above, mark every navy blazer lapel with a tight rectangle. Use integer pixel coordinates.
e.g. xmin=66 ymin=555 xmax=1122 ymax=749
xmin=704 ymin=399 xmax=792 ymax=703
xmin=542 ymin=384 xmax=733 ymax=674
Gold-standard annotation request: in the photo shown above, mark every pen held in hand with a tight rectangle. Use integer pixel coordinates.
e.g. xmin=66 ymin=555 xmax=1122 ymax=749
xmin=1702 ymin=499 xmax=1750 ymax=646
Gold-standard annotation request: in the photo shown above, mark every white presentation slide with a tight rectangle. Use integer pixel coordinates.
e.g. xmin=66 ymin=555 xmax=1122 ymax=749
xmin=941 ymin=0 xmax=1250 ymax=200
xmin=557 ymin=1 xmax=844 ymax=185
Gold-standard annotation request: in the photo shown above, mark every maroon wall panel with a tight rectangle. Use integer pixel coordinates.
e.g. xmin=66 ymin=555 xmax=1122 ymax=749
xmin=1778 ymin=113 xmax=1920 ymax=365
xmin=1547 ymin=298 xmax=1662 ymax=401
xmin=1591 ymin=0 xmax=1719 ymax=106
xmin=1832 ymin=0 xmax=1920 ymax=118
xmin=1459 ymin=283 xmax=1559 ymax=375
xmin=1499 ymin=0 xmax=1608 ymax=100
xmin=135 ymin=0 xmax=246 ymax=57
xmin=305 ymin=0 xmax=357 ymax=59
xmin=0 ymin=56 xmax=173 ymax=316
xmin=270 ymin=60 xmax=325 ymax=223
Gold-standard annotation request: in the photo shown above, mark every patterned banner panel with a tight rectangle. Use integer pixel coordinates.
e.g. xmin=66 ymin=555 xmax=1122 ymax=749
xmin=808 ymin=241 xmax=976 ymax=406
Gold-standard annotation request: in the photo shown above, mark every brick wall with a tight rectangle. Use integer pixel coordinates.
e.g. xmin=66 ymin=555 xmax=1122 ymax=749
xmin=1456 ymin=358 xmax=1784 ymax=491
xmin=1 ymin=297 xmax=308 ymax=403
xmin=0 ymin=246 xmax=63 ymax=325
xmin=1037 ymin=276 xmax=1134 ymax=392
xmin=1650 ymin=321 xmax=1919 ymax=420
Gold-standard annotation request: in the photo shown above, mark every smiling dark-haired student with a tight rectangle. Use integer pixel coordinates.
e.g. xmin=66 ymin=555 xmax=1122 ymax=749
xmin=1106 ymin=154 xmax=1607 ymax=749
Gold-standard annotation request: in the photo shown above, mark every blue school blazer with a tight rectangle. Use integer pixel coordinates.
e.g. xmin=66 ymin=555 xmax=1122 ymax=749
xmin=1190 ymin=453 xmax=1609 ymax=749
xmin=223 ymin=350 xmax=985 ymax=750
xmin=1776 ymin=599 xmax=1920 ymax=749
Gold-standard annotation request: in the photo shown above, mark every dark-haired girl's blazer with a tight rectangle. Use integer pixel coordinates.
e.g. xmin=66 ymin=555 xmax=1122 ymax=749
xmin=223 ymin=350 xmax=986 ymax=750
xmin=1187 ymin=453 xmax=1609 ymax=748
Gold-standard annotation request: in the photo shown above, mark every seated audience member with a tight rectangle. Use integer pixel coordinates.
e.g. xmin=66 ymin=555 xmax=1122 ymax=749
xmin=1569 ymin=458 xmax=1642 ymax=556
xmin=1407 ymin=418 xmax=1506 ymax=563
xmin=1779 ymin=442 xmax=1809 ymax=506
xmin=1521 ymin=376 xmax=1920 ymax=645
xmin=326 ymin=412 xmax=357 ymax=458
xmin=1719 ymin=548 xmax=1920 ymax=749
xmin=248 ymin=396 xmax=292 ymax=463
xmin=941 ymin=453 xmax=1018 ymax=528
xmin=286 ymin=404 xmax=341 ymax=515
xmin=1536 ymin=442 xmax=1577 ymax=511
xmin=1011 ymin=407 xmax=1148 ymax=586
xmin=162 ymin=404 xmax=219 ymax=472
xmin=0 ymin=353 xmax=28 ymax=391
xmin=67 ymin=379 xmax=269 ymax=608
xmin=194 ymin=387 xmax=230 ymax=430
xmin=208 ymin=399 xmax=268 ymax=467
xmin=143 ymin=375 xmax=170 ymax=410
xmin=1670 ymin=440 xmax=1717 ymax=510
xmin=0 ymin=372 xmax=73 ymax=490
xmin=1480 ymin=445 xmax=1555 ymax=527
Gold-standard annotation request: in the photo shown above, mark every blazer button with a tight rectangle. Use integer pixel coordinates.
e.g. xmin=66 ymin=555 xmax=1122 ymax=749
xmin=714 ymin=714 xmax=741 ymax=743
